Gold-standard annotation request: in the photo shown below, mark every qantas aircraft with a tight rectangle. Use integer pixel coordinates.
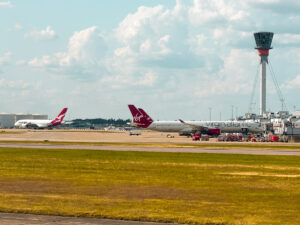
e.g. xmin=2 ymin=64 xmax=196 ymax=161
xmin=128 ymin=105 xmax=263 ymax=135
xmin=14 ymin=108 xmax=68 ymax=129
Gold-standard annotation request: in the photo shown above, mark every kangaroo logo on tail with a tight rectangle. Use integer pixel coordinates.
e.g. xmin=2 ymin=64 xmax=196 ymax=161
xmin=51 ymin=108 xmax=68 ymax=125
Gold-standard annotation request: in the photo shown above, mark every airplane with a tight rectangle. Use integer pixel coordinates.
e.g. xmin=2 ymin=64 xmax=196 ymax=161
xmin=14 ymin=108 xmax=68 ymax=129
xmin=128 ymin=104 xmax=264 ymax=135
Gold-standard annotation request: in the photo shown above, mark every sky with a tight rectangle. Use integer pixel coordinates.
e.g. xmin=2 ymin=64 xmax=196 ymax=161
xmin=1 ymin=0 xmax=300 ymax=120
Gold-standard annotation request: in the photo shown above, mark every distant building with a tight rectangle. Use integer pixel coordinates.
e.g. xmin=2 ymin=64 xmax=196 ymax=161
xmin=0 ymin=114 xmax=16 ymax=128
xmin=292 ymin=111 xmax=300 ymax=118
xmin=0 ymin=113 xmax=48 ymax=128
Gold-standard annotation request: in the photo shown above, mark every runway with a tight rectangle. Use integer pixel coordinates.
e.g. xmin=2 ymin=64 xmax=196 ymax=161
xmin=0 ymin=143 xmax=299 ymax=156
xmin=0 ymin=212 xmax=174 ymax=225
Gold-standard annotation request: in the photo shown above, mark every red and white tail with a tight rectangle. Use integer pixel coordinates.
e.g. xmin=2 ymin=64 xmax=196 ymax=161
xmin=138 ymin=108 xmax=153 ymax=123
xmin=128 ymin=105 xmax=152 ymax=128
xmin=51 ymin=108 xmax=68 ymax=126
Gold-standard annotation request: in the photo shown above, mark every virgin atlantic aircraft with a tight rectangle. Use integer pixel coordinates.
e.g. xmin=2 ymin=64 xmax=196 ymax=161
xmin=128 ymin=105 xmax=263 ymax=135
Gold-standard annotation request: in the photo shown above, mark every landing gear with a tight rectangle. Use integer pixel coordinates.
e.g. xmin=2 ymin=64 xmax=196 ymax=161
xmin=241 ymin=128 xmax=249 ymax=134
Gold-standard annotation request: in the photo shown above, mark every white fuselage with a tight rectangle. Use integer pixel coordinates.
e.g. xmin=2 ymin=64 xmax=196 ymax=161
xmin=146 ymin=120 xmax=263 ymax=133
xmin=14 ymin=119 xmax=53 ymax=129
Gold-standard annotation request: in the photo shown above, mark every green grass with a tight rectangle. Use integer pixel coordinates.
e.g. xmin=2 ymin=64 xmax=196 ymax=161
xmin=0 ymin=147 xmax=299 ymax=224
xmin=0 ymin=139 xmax=300 ymax=150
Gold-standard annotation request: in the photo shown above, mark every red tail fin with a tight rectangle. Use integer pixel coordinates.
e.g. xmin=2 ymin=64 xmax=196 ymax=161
xmin=51 ymin=108 xmax=68 ymax=126
xmin=128 ymin=105 xmax=152 ymax=128
xmin=128 ymin=105 xmax=143 ymax=123
xmin=138 ymin=108 xmax=153 ymax=123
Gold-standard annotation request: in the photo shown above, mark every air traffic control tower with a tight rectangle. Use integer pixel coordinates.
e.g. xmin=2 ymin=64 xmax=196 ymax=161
xmin=254 ymin=31 xmax=274 ymax=115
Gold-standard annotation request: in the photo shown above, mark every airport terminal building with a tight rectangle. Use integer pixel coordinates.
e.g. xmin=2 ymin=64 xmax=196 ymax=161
xmin=0 ymin=113 xmax=48 ymax=128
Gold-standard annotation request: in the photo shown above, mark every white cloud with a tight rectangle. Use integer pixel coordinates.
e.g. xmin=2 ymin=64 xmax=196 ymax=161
xmin=114 ymin=2 xmax=206 ymax=71
xmin=0 ymin=52 xmax=12 ymax=65
xmin=189 ymin=0 xmax=248 ymax=26
xmin=0 ymin=79 xmax=31 ymax=89
xmin=251 ymin=0 xmax=280 ymax=3
xmin=8 ymin=24 xmax=22 ymax=32
xmin=276 ymin=33 xmax=300 ymax=45
xmin=25 ymin=26 xmax=57 ymax=40
xmin=29 ymin=27 xmax=98 ymax=68
xmin=194 ymin=49 xmax=258 ymax=97
xmin=0 ymin=1 xmax=12 ymax=7
xmin=281 ymin=75 xmax=300 ymax=90
xmin=28 ymin=26 xmax=107 ymax=78
xmin=248 ymin=0 xmax=300 ymax=16
xmin=16 ymin=0 xmax=300 ymax=118
xmin=14 ymin=24 xmax=22 ymax=31
xmin=66 ymin=26 xmax=101 ymax=63
xmin=0 ymin=77 xmax=45 ymax=114
xmin=28 ymin=1 xmax=255 ymax=87
xmin=135 ymin=72 xmax=157 ymax=86
xmin=15 ymin=60 xmax=26 ymax=66
xmin=116 ymin=5 xmax=165 ymax=43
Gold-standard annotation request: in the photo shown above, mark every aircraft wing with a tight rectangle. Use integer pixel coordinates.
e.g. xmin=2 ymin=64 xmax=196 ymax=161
xmin=179 ymin=119 xmax=209 ymax=132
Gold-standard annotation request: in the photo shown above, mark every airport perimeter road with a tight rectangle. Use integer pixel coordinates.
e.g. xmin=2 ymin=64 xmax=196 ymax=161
xmin=0 ymin=143 xmax=300 ymax=156
xmin=0 ymin=212 xmax=174 ymax=225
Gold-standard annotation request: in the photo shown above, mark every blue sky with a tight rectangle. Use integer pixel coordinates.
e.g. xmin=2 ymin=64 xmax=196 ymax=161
xmin=1 ymin=0 xmax=300 ymax=120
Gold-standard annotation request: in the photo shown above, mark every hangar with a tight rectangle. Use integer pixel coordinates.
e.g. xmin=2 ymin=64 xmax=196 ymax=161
xmin=0 ymin=113 xmax=48 ymax=128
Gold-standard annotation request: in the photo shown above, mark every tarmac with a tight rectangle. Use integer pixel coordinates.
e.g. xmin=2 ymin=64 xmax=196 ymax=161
xmin=0 ymin=212 xmax=175 ymax=225
xmin=0 ymin=143 xmax=299 ymax=156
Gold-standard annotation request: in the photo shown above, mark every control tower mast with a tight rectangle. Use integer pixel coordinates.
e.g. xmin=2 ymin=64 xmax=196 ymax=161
xmin=254 ymin=32 xmax=274 ymax=115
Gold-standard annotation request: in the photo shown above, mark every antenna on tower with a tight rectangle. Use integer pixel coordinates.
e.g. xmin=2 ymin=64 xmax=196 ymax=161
xmin=248 ymin=63 xmax=260 ymax=113
xmin=267 ymin=61 xmax=287 ymax=111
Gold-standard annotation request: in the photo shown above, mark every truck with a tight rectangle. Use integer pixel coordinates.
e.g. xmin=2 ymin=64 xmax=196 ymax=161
xmin=129 ymin=130 xmax=141 ymax=136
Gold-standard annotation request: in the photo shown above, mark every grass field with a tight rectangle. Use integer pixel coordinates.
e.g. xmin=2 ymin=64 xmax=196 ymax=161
xmin=0 ymin=147 xmax=299 ymax=224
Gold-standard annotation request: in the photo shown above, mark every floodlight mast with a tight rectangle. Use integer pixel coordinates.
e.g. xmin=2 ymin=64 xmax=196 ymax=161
xmin=254 ymin=32 xmax=274 ymax=115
